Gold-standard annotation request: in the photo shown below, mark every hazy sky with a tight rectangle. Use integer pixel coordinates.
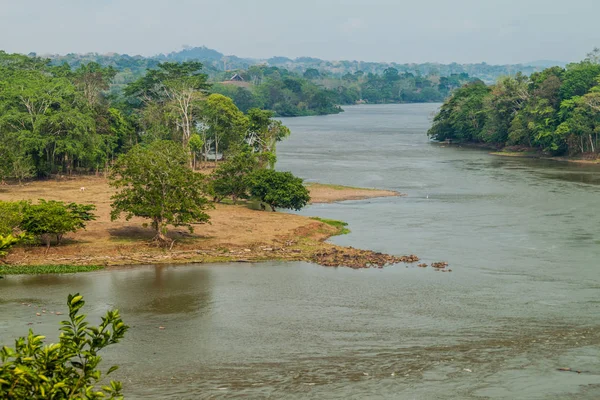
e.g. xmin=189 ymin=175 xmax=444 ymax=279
xmin=1 ymin=0 xmax=599 ymax=64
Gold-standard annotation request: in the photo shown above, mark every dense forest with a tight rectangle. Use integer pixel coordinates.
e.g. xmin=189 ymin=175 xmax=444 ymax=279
xmin=0 ymin=51 xmax=289 ymax=181
xmin=41 ymin=46 xmax=552 ymax=116
xmin=211 ymin=66 xmax=474 ymax=114
xmin=428 ymin=50 xmax=600 ymax=157
xmin=40 ymin=48 xmax=477 ymax=117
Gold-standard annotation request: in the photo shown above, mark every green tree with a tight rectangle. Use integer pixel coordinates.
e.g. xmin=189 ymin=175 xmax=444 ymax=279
xmin=109 ymin=140 xmax=211 ymax=244
xmin=247 ymin=169 xmax=310 ymax=211
xmin=246 ymin=108 xmax=290 ymax=168
xmin=188 ymin=133 xmax=204 ymax=169
xmin=303 ymin=68 xmax=321 ymax=80
xmin=210 ymin=149 xmax=259 ymax=203
xmin=0 ymin=69 xmax=96 ymax=176
xmin=20 ymin=200 xmax=96 ymax=248
xmin=72 ymin=62 xmax=117 ymax=108
xmin=201 ymin=94 xmax=247 ymax=164
xmin=428 ymin=80 xmax=490 ymax=142
xmin=125 ymin=61 xmax=210 ymax=149
xmin=0 ymin=293 xmax=128 ymax=399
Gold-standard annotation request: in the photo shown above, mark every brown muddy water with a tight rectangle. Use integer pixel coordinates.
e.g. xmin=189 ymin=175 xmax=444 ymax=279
xmin=2 ymin=104 xmax=600 ymax=399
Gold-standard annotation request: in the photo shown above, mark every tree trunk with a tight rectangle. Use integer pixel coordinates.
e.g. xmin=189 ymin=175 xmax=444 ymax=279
xmin=214 ymin=138 xmax=219 ymax=166
xmin=152 ymin=217 xmax=171 ymax=246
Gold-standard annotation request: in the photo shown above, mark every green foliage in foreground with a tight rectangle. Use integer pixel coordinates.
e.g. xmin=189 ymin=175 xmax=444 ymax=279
xmin=0 ymin=264 xmax=104 ymax=275
xmin=0 ymin=293 xmax=128 ymax=399
xmin=0 ymin=234 xmax=22 ymax=259
xmin=247 ymin=169 xmax=311 ymax=211
xmin=428 ymin=49 xmax=600 ymax=157
xmin=310 ymin=217 xmax=351 ymax=235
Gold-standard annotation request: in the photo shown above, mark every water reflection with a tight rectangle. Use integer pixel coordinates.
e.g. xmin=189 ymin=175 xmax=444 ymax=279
xmin=109 ymin=265 xmax=212 ymax=315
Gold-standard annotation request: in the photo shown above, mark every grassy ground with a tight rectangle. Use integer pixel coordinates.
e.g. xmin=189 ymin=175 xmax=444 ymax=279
xmin=310 ymin=217 xmax=351 ymax=235
xmin=0 ymin=264 xmax=104 ymax=275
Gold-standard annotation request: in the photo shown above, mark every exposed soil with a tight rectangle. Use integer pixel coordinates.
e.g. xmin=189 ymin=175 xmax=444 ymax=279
xmin=306 ymin=182 xmax=401 ymax=203
xmin=0 ymin=177 xmax=415 ymax=269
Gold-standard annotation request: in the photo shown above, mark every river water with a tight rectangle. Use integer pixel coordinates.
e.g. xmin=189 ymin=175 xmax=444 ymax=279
xmin=2 ymin=104 xmax=600 ymax=399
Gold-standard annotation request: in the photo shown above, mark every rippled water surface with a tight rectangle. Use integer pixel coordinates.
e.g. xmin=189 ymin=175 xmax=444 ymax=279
xmin=2 ymin=104 xmax=600 ymax=399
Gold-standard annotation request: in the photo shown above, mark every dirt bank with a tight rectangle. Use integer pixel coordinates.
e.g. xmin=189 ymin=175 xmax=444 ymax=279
xmin=0 ymin=177 xmax=412 ymax=269
xmin=491 ymin=151 xmax=600 ymax=165
xmin=306 ymin=182 xmax=401 ymax=203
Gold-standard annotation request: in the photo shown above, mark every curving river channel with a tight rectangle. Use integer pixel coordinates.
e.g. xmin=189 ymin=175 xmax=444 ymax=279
xmin=2 ymin=104 xmax=600 ymax=399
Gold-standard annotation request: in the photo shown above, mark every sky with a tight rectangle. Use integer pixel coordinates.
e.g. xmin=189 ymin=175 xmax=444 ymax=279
xmin=1 ymin=0 xmax=599 ymax=65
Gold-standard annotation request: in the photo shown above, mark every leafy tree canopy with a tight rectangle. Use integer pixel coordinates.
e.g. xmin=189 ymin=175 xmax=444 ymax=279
xmin=109 ymin=140 xmax=211 ymax=243
xmin=247 ymin=169 xmax=310 ymax=211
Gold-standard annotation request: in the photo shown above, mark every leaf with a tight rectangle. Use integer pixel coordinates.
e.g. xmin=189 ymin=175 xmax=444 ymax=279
xmin=107 ymin=365 xmax=119 ymax=375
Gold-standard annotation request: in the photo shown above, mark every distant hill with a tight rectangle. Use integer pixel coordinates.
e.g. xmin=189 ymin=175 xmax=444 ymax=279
xmin=523 ymin=60 xmax=568 ymax=68
xmin=44 ymin=46 xmax=561 ymax=84
xmin=153 ymin=46 xmax=555 ymax=83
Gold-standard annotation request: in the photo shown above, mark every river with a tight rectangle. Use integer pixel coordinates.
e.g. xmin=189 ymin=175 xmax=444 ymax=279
xmin=2 ymin=104 xmax=600 ymax=399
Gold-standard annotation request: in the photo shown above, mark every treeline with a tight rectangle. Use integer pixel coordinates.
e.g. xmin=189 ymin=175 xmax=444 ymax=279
xmin=211 ymin=65 xmax=473 ymax=115
xmin=311 ymin=68 xmax=472 ymax=104
xmin=428 ymin=50 xmax=600 ymax=157
xmin=47 ymin=46 xmax=552 ymax=83
xmin=47 ymin=52 xmax=343 ymax=117
xmin=0 ymin=51 xmax=289 ymax=181
xmin=211 ymin=65 xmax=343 ymax=116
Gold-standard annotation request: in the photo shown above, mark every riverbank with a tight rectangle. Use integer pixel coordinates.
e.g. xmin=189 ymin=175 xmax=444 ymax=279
xmin=491 ymin=150 xmax=600 ymax=165
xmin=433 ymin=142 xmax=600 ymax=165
xmin=0 ymin=177 xmax=413 ymax=270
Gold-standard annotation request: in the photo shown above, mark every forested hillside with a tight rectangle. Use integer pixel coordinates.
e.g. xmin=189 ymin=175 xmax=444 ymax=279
xmin=428 ymin=50 xmax=600 ymax=157
xmin=211 ymin=65 xmax=474 ymax=113
xmin=40 ymin=45 xmax=557 ymax=116
xmin=0 ymin=51 xmax=288 ymax=181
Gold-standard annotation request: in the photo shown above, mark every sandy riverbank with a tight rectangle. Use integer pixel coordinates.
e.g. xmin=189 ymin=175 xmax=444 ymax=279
xmin=491 ymin=151 xmax=600 ymax=165
xmin=0 ymin=177 xmax=415 ymax=269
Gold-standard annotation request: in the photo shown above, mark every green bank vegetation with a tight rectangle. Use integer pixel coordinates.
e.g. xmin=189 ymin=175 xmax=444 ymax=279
xmin=428 ymin=48 xmax=600 ymax=159
xmin=310 ymin=217 xmax=351 ymax=235
xmin=0 ymin=264 xmax=104 ymax=275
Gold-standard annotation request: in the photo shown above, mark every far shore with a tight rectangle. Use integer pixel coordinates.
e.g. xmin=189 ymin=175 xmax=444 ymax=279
xmin=432 ymin=141 xmax=600 ymax=165
xmin=490 ymin=151 xmax=600 ymax=165
xmin=0 ymin=177 xmax=416 ymax=271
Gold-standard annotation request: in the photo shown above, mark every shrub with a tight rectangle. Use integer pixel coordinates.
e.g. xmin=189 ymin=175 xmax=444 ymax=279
xmin=20 ymin=200 xmax=96 ymax=248
xmin=0 ymin=200 xmax=27 ymax=236
xmin=0 ymin=293 xmax=128 ymax=399
xmin=247 ymin=169 xmax=310 ymax=211
xmin=0 ymin=234 xmax=22 ymax=260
